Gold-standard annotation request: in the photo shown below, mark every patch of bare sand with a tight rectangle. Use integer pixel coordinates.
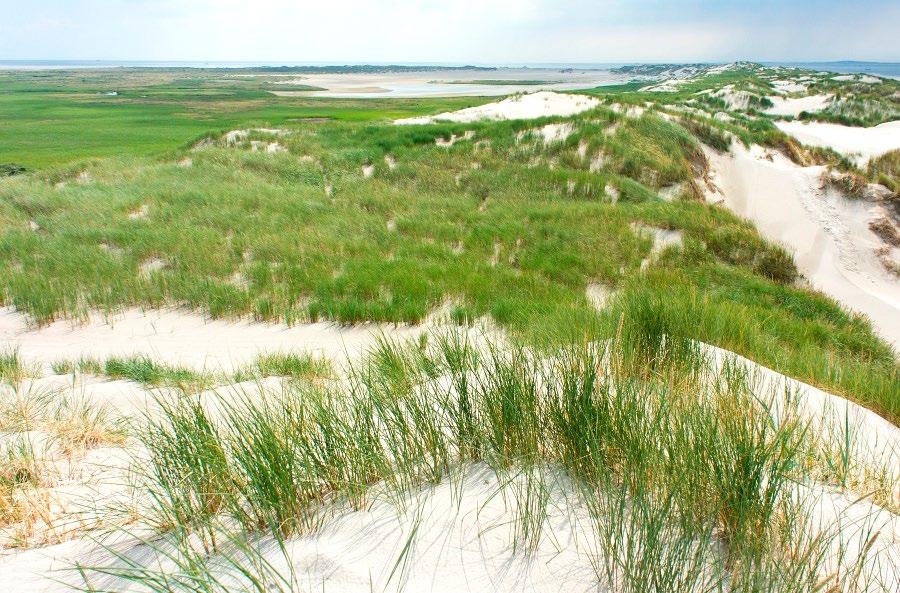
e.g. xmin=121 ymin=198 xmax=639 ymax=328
xmin=0 ymin=298 xmax=507 ymax=378
xmin=774 ymin=120 xmax=900 ymax=167
xmin=536 ymin=122 xmax=574 ymax=143
xmin=395 ymin=91 xmax=599 ymax=125
xmin=631 ymin=223 xmax=684 ymax=269
xmin=764 ymin=93 xmax=832 ymax=117
xmin=0 ymin=308 xmax=431 ymax=375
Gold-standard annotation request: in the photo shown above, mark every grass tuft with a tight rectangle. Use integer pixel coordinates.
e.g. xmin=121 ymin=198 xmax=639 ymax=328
xmin=103 ymin=356 xmax=212 ymax=391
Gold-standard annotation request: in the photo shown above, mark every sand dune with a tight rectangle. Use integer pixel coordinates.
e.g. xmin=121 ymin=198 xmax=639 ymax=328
xmin=2 ymin=339 xmax=897 ymax=593
xmin=395 ymin=91 xmax=600 ymax=124
xmin=764 ymin=93 xmax=832 ymax=116
xmin=703 ymin=143 xmax=900 ymax=348
xmin=775 ymin=120 xmax=900 ymax=166
xmin=0 ymin=307 xmax=427 ymax=374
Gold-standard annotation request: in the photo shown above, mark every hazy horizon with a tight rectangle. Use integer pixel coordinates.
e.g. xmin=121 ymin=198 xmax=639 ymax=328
xmin=1 ymin=1 xmax=898 ymax=64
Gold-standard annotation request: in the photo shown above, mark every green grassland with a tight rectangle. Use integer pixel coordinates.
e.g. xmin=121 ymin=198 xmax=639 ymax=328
xmin=0 ymin=68 xmax=489 ymax=167
xmin=0 ymin=67 xmax=897 ymax=424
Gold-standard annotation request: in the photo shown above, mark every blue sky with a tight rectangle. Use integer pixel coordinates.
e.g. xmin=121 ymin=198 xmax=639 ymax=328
xmin=1 ymin=0 xmax=897 ymax=63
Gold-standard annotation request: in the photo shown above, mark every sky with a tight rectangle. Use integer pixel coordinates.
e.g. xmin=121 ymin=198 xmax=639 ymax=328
xmin=1 ymin=0 xmax=898 ymax=64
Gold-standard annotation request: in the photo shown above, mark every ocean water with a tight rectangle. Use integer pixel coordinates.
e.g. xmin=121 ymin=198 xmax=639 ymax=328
xmin=765 ymin=61 xmax=900 ymax=78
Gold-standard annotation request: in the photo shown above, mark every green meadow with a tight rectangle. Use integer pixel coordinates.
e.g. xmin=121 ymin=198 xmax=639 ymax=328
xmin=0 ymin=68 xmax=487 ymax=167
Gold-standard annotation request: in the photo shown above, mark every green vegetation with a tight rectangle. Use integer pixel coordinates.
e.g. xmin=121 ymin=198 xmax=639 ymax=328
xmin=49 ymin=351 xmax=332 ymax=388
xmin=103 ymin=356 xmax=212 ymax=390
xmin=0 ymin=68 xmax=490 ymax=168
xmin=0 ymin=163 xmax=26 ymax=177
xmin=0 ymin=349 xmax=33 ymax=385
xmin=803 ymin=76 xmax=900 ymax=127
xmin=0 ymin=67 xmax=896 ymax=424
xmin=50 ymin=357 xmax=104 ymax=376
xmin=869 ymin=149 xmax=900 ymax=192
xmin=1 ymin=439 xmax=41 ymax=526
xmin=1 ymin=384 xmax=124 ymax=530
xmin=249 ymin=352 xmax=332 ymax=381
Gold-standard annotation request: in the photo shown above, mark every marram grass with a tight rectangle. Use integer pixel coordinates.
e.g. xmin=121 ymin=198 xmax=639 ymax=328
xmin=83 ymin=329 xmax=895 ymax=592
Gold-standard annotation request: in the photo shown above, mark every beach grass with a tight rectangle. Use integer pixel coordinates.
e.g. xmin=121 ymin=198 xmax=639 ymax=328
xmin=103 ymin=356 xmax=213 ymax=391
xmin=87 ymin=329 xmax=892 ymax=592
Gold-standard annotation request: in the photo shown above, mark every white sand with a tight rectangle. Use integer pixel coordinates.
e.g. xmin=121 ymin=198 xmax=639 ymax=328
xmin=585 ymin=283 xmax=612 ymax=309
xmin=395 ymin=91 xmax=599 ymax=125
xmin=832 ymin=74 xmax=882 ymax=84
xmin=711 ymin=86 xmax=755 ymax=111
xmin=224 ymin=128 xmax=290 ymax=145
xmin=1 ymin=465 xmax=604 ymax=593
xmin=631 ymin=223 xmax=684 ymax=270
xmin=788 ymin=482 xmax=900 ymax=589
xmin=703 ymin=143 xmax=900 ymax=347
xmin=249 ymin=141 xmax=284 ymax=153
xmin=127 ymin=204 xmax=149 ymax=220
xmin=774 ymin=120 xmax=900 ymax=166
xmin=536 ymin=122 xmax=574 ymax=143
xmin=641 ymin=79 xmax=684 ymax=92
xmin=771 ymin=80 xmax=808 ymax=94
xmin=263 ymin=68 xmax=628 ymax=99
xmin=0 ymin=307 xmax=430 ymax=374
xmin=608 ymin=103 xmax=645 ymax=118
xmin=436 ymin=130 xmax=475 ymax=147
xmin=657 ymin=182 xmax=684 ymax=202
xmin=702 ymin=344 xmax=900 ymax=586
xmin=764 ymin=93 xmax=832 ymax=117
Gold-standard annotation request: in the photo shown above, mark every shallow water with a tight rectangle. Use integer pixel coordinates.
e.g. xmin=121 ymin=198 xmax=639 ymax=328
xmin=276 ymin=68 xmax=632 ymax=98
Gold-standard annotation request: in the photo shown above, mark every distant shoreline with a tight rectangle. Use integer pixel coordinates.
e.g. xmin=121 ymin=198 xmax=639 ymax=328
xmin=1 ymin=59 xmax=898 ymax=77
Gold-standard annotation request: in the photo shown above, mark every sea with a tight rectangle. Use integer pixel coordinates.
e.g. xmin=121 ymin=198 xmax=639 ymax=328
xmin=765 ymin=61 xmax=900 ymax=78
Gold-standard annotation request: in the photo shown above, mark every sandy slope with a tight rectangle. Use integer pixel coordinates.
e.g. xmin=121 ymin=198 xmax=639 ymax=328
xmin=703 ymin=143 xmax=900 ymax=348
xmin=0 ymin=307 xmax=431 ymax=374
xmin=774 ymin=120 xmax=900 ymax=166
xmin=0 ymin=467 xmax=604 ymax=593
xmin=2 ymin=340 xmax=898 ymax=593
xmin=764 ymin=93 xmax=832 ymax=117
xmin=395 ymin=91 xmax=600 ymax=124
xmin=704 ymin=343 xmax=900 ymax=476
